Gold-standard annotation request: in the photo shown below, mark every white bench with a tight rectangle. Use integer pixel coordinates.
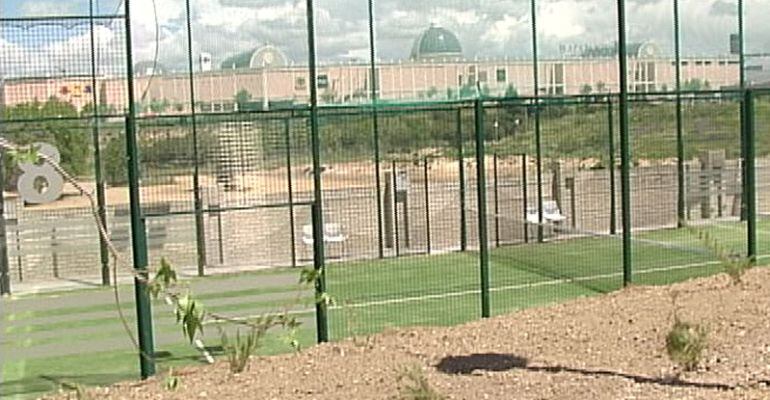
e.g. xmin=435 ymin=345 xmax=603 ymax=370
xmin=526 ymin=200 xmax=566 ymax=237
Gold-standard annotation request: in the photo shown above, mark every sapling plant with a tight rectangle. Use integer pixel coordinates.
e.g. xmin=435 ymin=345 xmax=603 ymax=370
xmin=666 ymin=318 xmax=708 ymax=372
xmin=220 ymin=327 xmax=263 ymax=373
xmin=686 ymin=224 xmax=753 ymax=285
xmin=164 ymin=368 xmax=181 ymax=391
xmin=395 ymin=365 xmax=445 ymax=400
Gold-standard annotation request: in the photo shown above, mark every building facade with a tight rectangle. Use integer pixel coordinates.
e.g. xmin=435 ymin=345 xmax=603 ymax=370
xmin=2 ymin=26 xmax=740 ymax=114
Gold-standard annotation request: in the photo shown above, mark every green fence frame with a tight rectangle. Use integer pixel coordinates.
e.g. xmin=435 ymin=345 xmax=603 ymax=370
xmin=1 ymin=0 xmax=765 ymax=382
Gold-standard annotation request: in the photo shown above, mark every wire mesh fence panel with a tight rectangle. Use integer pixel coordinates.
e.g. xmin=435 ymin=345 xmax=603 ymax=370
xmin=0 ymin=15 xmax=127 ymax=285
xmin=128 ymin=0 xmax=312 ymax=116
xmin=628 ymin=95 xmax=679 ymax=230
xmin=483 ymin=102 xmax=537 ymax=248
xmin=754 ymin=91 xmax=770 ymax=265
xmin=487 ymin=98 xmax=622 ymax=317
xmin=1 ymin=122 xmax=101 ymax=283
xmin=323 ymin=104 xmax=483 ymax=340
xmin=136 ymin=111 xmax=311 ymax=272
xmin=627 ymin=93 xmax=743 ymax=286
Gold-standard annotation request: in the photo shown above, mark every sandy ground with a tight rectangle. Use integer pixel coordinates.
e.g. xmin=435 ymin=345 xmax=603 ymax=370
xmin=46 ymin=268 xmax=770 ymax=400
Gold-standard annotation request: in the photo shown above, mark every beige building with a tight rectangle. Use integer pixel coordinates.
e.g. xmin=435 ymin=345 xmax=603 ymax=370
xmin=2 ymin=26 xmax=739 ymax=114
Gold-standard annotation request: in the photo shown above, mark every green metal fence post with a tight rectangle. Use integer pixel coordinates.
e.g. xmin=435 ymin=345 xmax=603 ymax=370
xmin=423 ymin=156 xmax=431 ymax=254
xmin=744 ymin=90 xmax=757 ymax=261
xmin=366 ymin=1 xmax=383 ymax=256
xmin=607 ymin=99 xmax=617 ymax=235
xmin=456 ymin=109 xmax=468 ymax=251
xmin=285 ymin=118 xmax=297 ymax=267
xmin=0 ymin=150 xmax=10 ymax=295
xmin=673 ymin=0 xmax=685 ymax=228
xmin=530 ymin=0 xmax=544 ymax=243
xmin=392 ymin=160 xmax=400 ymax=256
xmin=185 ymin=0 xmax=207 ymax=277
xmin=368 ymin=0 xmax=385 ymax=259
xmin=738 ymin=0 xmax=745 ymax=90
xmin=617 ymin=0 xmax=633 ymax=286
xmin=738 ymin=0 xmax=748 ymax=222
xmin=521 ymin=153 xmax=529 ymax=243
xmin=305 ymin=0 xmax=328 ymax=343
xmin=493 ymin=153 xmax=500 ymax=247
xmin=89 ymin=0 xmax=110 ymax=286
xmin=475 ymin=100 xmax=490 ymax=318
xmin=124 ymin=0 xmax=156 ymax=378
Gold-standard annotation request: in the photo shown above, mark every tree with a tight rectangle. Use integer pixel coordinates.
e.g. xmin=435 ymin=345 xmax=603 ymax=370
xmin=459 ymin=83 xmax=476 ymax=99
xmin=149 ymin=98 xmax=170 ymax=114
xmin=320 ymin=90 xmax=337 ymax=104
xmin=80 ymin=102 xmax=117 ymax=118
xmin=595 ymin=81 xmax=607 ymax=93
xmin=3 ymin=97 xmax=91 ymax=179
xmin=103 ymin=134 xmax=128 ymax=186
xmin=234 ymin=89 xmax=252 ymax=109
xmin=504 ymin=84 xmax=519 ymax=98
xmin=580 ymin=84 xmax=593 ymax=95
xmin=682 ymin=79 xmax=704 ymax=91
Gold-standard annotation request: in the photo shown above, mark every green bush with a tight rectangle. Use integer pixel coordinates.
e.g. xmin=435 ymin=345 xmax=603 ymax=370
xmin=103 ymin=134 xmax=128 ymax=186
xmin=2 ymin=98 xmax=92 ymax=184
xmin=666 ymin=319 xmax=707 ymax=371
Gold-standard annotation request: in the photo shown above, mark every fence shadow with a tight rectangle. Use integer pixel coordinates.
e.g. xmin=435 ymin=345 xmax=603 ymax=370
xmin=435 ymin=353 xmax=733 ymax=391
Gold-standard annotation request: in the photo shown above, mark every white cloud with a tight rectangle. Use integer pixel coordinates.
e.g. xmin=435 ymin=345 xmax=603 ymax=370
xmin=18 ymin=1 xmax=79 ymax=17
xmin=539 ymin=1 xmax=587 ymax=40
xmin=482 ymin=14 xmax=526 ymax=44
xmin=4 ymin=0 xmax=770 ymax=78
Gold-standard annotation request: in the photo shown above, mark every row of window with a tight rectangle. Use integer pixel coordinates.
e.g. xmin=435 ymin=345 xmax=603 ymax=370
xmin=670 ymin=60 xmax=740 ymax=66
xmin=291 ymin=61 xmax=728 ymax=94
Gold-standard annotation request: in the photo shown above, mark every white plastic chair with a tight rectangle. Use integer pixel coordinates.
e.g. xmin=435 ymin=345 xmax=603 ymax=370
xmin=301 ymin=223 xmax=347 ymax=257
xmin=526 ymin=200 xmax=566 ymax=237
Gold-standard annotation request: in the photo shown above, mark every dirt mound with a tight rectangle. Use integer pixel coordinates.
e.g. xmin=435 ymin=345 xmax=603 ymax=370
xmin=48 ymin=269 xmax=770 ymax=399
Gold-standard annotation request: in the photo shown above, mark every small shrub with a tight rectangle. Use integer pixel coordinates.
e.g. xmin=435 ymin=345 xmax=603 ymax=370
xmin=59 ymin=381 xmax=90 ymax=400
xmin=666 ymin=319 xmax=707 ymax=371
xmin=164 ymin=369 xmax=180 ymax=391
xmin=220 ymin=328 xmax=263 ymax=373
xmin=395 ymin=365 xmax=445 ymax=400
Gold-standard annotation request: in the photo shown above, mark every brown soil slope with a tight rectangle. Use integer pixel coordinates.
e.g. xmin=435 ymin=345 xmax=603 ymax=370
xmin=49 ymin=269 xmax=770 ymax=400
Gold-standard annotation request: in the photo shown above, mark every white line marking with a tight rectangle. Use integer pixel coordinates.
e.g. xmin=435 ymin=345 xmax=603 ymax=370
xmin=207 ymin=254 xmax=769 ymax=324
xmin=710 ymin=223 xmax=770 ymax=236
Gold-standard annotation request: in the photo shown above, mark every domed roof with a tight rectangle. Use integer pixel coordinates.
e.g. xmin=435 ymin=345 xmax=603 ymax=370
xmin=410 ymin=25 xmax=462 ymax=61
xmin=221 ymin=45 xmax=289 ymax=69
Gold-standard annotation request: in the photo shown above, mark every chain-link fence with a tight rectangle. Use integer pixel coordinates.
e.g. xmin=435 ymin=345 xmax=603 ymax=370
xmin=2 ymin=0 xmax=770 ymax=389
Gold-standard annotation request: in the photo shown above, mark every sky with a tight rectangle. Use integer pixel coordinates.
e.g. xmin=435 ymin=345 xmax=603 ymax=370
xmin=1 ymin=0 xmax=769 ymax=76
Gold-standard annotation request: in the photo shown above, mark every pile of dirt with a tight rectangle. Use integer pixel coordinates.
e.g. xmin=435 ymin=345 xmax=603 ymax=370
xmin=47 ymin=269 xmax=770 ymax=399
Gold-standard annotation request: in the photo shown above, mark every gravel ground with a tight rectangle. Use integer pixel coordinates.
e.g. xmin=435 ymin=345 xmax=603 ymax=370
xmin=47 ymin=268 xmax=770 ymax=400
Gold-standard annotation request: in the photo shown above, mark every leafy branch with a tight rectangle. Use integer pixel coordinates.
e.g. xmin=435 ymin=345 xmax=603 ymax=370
xmin=0 ymin=138 xmax=325 ymax=370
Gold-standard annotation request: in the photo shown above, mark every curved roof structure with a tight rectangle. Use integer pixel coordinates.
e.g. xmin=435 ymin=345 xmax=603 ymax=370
xmin=410 ymin=25 xmax=462 ymax=61
xmin=221 ymin=45 xmax=289 ymax=70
